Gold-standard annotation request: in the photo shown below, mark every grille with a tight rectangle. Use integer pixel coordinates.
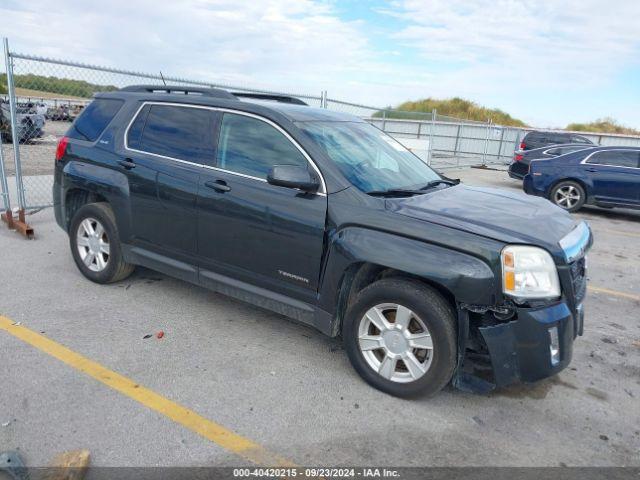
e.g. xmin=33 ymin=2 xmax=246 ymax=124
xmin=569 ymin=257 xmax=587 ymax=304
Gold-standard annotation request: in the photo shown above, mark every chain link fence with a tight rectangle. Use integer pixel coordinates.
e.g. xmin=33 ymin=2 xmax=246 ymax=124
xmin=2 ymin=37 xmax=640 ymax=213
xmin=0 ymin=43 xmax=325 ymax=209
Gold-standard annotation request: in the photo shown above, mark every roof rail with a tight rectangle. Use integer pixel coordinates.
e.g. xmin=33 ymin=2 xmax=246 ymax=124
xmin=232 ymin=92 xmax=308 ymax=106
xmin=119 ymin=85 xmax=236 ymax=100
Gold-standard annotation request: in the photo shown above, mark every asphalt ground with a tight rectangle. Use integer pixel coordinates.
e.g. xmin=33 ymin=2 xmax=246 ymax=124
xmin=0 ymin=167 xmax=639 ymax=469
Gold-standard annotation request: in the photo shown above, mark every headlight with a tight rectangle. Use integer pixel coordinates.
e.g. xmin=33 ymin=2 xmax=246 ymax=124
xmin=501 ymin=245 xmax=560 ymax=301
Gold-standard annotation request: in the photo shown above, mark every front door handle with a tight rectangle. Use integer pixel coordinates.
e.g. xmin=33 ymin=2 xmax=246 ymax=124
xmin=118 ymin=158 xmax=136 ymax=169
xmin=585 ymin=167 xmax=598 ymax=172
xmin=204 ymin=180 xmax=231 ymax=193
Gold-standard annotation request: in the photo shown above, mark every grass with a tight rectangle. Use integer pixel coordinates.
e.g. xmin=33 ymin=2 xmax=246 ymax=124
xmin=377 ymin=97 xmax=528 ymax=127
xmin=14 ymin=87 xmax=88 ymax=101
xmin=566 ymin=118 xmax=640 ymax=136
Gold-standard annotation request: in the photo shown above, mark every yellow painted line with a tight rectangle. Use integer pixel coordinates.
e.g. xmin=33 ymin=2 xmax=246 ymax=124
xmin=0 ymin=315 xmax=293 ymax=467
xmin=588 ymin=286 xmax=640 ymax=302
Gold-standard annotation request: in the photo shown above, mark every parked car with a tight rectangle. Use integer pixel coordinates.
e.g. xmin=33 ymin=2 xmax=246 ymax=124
xmin=508 ymin=144 xmax=596 ymax=180
xmin=0 ymin=100 xmax=45 ymax=143
xmin=518 ymin=130 xmax=595 ymax=151
xmin=53 ymin=86 xmax=592 ymax=397
xmin=524 ymin=146 xmax=640 ymax=212
xmin=46 ymin=104 xmax=78 ymax=122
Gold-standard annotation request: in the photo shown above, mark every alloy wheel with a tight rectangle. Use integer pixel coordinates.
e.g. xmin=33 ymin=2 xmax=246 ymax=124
xmin=76 ymin=217 xmax=110 ymax=272
xmin=554 ymin=185 xmax=581 ymax=209
xmin=358 ymin=303 xmax=434 ymax=383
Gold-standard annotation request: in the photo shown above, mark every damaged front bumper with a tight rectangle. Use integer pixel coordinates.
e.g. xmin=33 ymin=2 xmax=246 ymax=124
xmin=478 ymin=301 xmax=583 ymax=387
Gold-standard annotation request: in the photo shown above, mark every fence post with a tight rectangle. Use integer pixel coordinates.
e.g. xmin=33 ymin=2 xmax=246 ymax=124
xmin=482 ymin=118 xmax=491 ymax=166
xmin=428 ymin=108 xmax=436 ymax=165
xmin=0 ymin=142 xmax=16 ymax=230
xmin=3 ymin=38 xmax=25 ymax=209
xmin=2 ymin=37 xmax=33 ymax=238
xmin=453 ymin=123 xmax=461 ymax=158
xmin=497 ymin=126 xmax=505 ymax=163
xmin=0 ymin=136 xmax=8 ymax=208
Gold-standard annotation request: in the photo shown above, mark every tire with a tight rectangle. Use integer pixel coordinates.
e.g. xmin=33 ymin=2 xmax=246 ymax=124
xmin=549 ymin=180 xmax=585 ymax=212
xmin=69 ymin=202 xmax=135 ymax=284
xmin=343 ymin=278 xmax=457 ymax=398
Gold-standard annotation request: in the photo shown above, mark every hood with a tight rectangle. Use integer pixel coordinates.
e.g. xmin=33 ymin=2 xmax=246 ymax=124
xmin=385 ymin=184 xmax=577 ymax=256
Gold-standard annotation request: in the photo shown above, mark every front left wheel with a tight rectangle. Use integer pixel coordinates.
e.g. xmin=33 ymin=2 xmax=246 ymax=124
xmin=69 ymin=202 xmax=135 ymax=284
xmin=343 ymin=278 xmax=457 ymax=397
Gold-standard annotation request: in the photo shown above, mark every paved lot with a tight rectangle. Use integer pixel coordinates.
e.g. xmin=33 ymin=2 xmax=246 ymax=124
xmin=0 ymin=167 xmax=639 ymax=468
xmin=1 ymin=120 xmax=69 ymax=176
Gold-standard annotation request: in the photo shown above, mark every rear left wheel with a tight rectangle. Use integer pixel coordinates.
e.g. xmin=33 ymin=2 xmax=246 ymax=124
xmin=69 ymin=202 xmax=134 ymax=284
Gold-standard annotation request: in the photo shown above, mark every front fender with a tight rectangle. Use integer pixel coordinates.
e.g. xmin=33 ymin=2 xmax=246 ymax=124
xmin=319 ymin=226 xmax=499 ymax=315
xmin=59 ymin=161 xmax=131 ymax=239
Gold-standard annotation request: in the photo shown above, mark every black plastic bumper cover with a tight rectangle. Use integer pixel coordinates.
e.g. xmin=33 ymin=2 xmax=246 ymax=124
xmin=479 ymin=302 xmax=583 ymax=387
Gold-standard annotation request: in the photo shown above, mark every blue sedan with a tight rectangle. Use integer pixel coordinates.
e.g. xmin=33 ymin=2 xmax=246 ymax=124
xmin=523 ymin=146 xmax=640 ymax=212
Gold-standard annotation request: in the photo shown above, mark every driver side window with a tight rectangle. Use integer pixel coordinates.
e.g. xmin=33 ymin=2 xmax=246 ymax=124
xmin=216 ymin=113 xmax=307 ymax=179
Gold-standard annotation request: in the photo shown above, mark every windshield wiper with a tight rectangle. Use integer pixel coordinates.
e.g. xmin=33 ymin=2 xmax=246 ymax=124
xmin=418 ymin=178 xmax=460 ymax=190
xmin=366 ymin=188 xmax=426 ymax=197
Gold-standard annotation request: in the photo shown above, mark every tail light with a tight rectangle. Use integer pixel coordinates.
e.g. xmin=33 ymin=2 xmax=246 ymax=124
xmin=519 ymin=141 xmax=526 ymax=150
xmin=55 ymin=136 xmax=69 ymax=162
xmin=514 ymin=153 xmax=523 ymax=162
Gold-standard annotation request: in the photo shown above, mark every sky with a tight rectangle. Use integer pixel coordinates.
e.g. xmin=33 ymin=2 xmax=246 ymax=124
xmin=1 ymin=0 xmax=639 ymax=128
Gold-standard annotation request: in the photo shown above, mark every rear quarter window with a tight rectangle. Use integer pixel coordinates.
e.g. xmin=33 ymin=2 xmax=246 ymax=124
xmin=586 ymin=151 xmax=640 ymax=168
xmin=131 ymin=104 xmax=217 ymax=164
xmin=68 ymin=98 xmax=124 ymax=142
xmin=571 ymin=135 xmax=593 ymax=144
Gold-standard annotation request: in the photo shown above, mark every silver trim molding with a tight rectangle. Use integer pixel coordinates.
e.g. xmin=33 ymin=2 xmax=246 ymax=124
xmin=580 ymin=148 xmax=640 ymax=170
xmin=559 ymin=221 xmax=591 ymax=263
xmin=122 ymin=101 xmax=327 ymax=195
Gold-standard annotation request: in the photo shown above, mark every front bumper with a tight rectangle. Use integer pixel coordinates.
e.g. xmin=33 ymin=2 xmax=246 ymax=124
xmin=479 ymin=301 xmax=584 ymax=387
xmin=508 ymin=162 xmax=527 ymax=180
xmin=522 ymin=173 xmax=535 ymax=194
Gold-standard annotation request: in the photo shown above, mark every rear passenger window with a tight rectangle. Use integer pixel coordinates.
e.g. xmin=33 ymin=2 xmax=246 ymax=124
xmin=216 ymin=113 xmax=307 ymax=179
xmin=586 ymin=151 xmax=640 ymax=168
xmin=547 ymin=146 xmax=587 ymax=155
xmin=131 ymin=104 xmax=216 ymax=164
xmin=68 ymin=98 xmax=123 ymax=142
xmin=544 ymin=147 xmax=562 ymax=156
xmin=550 ymin=134 xmax=568 ymax=144
xmin=126 ymin=105 xmax=150 ymax=150
xmin=572 ymin=135 xmax=592 ymax=144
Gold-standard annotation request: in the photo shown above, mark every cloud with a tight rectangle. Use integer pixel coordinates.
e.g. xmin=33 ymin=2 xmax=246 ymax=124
xmin=1 ymin=0 xmax=639 ymax=126
xmin=381 ymin=0 xmax=640 ymax=89
xmin=0 ymin=0 xmax=372 ymax=95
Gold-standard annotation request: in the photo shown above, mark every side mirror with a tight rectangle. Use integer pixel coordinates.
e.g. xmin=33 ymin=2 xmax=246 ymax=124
xmin=267 ymin=165 xmax=320 ymax=193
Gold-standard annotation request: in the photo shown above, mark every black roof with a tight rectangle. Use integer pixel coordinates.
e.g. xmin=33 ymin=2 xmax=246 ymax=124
xmin=107 ymin=85 xmax=361 ymax=123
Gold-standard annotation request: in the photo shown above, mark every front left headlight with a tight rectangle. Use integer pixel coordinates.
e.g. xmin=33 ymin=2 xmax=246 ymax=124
xmin=501 ymin=245 xmax=560 ymax=301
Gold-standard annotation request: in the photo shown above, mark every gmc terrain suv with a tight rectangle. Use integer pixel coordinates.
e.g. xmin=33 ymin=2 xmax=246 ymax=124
xmin=53 ymin=86 xmax=592 ymax=397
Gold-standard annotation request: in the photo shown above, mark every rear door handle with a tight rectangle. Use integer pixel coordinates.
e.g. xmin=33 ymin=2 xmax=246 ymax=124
xmin=585 ymin=167 xmax=598 ymax=172
xmin=204 ymin=180 xmax=231 ymax=193
xmin=118 ymin=158 xmax=136 ymax=169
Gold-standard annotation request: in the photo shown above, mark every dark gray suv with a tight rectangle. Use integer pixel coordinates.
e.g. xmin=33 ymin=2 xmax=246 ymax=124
xmin=519 ymin=130 xmax=595 ymax=151
xmin=52 ymin=85 xmax=592 ymax=397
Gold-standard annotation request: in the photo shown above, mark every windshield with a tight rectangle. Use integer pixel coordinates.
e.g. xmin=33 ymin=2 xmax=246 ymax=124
xmin=297 ymin=121 xmax=441 ymax=193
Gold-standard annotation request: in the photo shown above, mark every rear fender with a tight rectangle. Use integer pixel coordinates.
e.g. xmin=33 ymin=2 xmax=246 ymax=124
xmin=61 ymin=161 xmax=131 ymax=240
